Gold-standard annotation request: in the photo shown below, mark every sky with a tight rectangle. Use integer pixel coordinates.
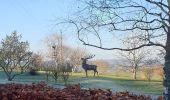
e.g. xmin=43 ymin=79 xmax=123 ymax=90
xmin=0 ymin=0 xmax=116 ymax=59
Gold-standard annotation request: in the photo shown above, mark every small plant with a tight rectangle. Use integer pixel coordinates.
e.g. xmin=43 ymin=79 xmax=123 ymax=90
xmin=44 ymin=68 xmax=51 ymax=82
xmin=61 ymin=72 xmax=70 ymax=85
xmin=52 ymin=70 xmax=60 ymax=83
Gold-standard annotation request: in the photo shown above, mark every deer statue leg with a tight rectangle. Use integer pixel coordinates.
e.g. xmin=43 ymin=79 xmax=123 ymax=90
xmin=85 ymin=70 xmax=88 ymax=77
xmin=96 ymin=71 xmax=99 ymax=76
xmin=95 ymin=70 xmax=98 ymax=76
xmin=94 ymin=70 xmax=95 ymax=76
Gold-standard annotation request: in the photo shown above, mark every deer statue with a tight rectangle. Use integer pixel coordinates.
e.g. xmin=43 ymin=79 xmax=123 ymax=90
xmin=81 ymin=55 xmax=98 ymax=77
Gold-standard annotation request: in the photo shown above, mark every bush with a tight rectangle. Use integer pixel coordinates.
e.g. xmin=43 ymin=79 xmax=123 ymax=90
xmin=61 ymin=72 xmax=70 ymax=85
xmin=0 ymin=82 xmax=163 ymax=100
xmin=29 ymin=69 xmax=38 ymax=75
xmin=52 ymin=70 xmax=60 ymax=82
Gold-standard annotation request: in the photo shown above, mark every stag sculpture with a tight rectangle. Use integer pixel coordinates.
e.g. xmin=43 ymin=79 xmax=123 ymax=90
xmin=81 ymin=55 xmax=98 ymax=77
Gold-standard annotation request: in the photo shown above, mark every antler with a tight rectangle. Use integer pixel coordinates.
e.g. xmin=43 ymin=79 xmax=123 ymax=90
xmin=84 ymin=54 xmax=95 ymax=59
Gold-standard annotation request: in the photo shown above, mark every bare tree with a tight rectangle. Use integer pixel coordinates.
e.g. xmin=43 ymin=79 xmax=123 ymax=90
xmin=44 ymin=33 xmax=74 ymax=64
xmin=65 ymin=0 xmax=170 ymax=99
xmin=118 ymin=35 xmax=149 ymax=79
xmin=143 ymin=67 xmax=154 ymax=81
xmin=0 ymin=31 xmax=33 ymax=81
xmin=43 ymin=33 xmax=86 ymax=70
xmin=143 ymin=58 xmax=159 ymax=81
xmin=69 ymin=47 xmax=86 ymax=71
xmin=29 ymin=52 xmax=44 ymax=75
xmin=43 ymin=33 xmax=63 ymax=63
xmin=31 ymin=52 xmax=44 ymax=70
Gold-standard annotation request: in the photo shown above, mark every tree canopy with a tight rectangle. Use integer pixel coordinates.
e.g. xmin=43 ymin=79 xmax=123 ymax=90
xmin=0 ymin=31 xmax=33 ymax=81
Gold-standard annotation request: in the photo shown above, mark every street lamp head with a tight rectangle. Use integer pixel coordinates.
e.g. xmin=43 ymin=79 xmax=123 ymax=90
xmin=52 ymin=45 xmax=56 ymax=49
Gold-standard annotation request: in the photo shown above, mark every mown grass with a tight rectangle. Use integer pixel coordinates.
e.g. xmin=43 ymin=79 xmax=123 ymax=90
xmin=72 ymin=71 xmax=163 ymax=95
xmin=113 ymin=79 xmax=163 ymax=95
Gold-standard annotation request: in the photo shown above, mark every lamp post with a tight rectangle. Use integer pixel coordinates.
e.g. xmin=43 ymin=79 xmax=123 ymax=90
xmin=60 ymin=31 xmax=63 ymax=65
xmin=52 ymin=45 xmax=56 ymax=57
xmin=52 ymin=44 xmax=60 ymax=83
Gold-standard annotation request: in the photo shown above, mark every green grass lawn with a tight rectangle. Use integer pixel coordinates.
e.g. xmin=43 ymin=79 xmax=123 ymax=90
xmin=69 ymin=72 xmax=163 ymax=96
xmin=0 ymin=71 xmax=163 ymax=96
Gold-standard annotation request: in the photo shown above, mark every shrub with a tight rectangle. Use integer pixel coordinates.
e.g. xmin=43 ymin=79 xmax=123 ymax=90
xmin=29 ymin=69 xmax=38 ymax=75
xmin=52 ymin=70 xmax=60 ymax=82
xmin=0 ymin=82 xmax=163 ymax=100
xmin=61 ymin=72 xmax=70 ymax=85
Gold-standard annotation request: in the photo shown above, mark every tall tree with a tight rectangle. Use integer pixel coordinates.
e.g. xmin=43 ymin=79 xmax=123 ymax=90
xmin=43 ymin=33 xmax=63 ymax=63
xmin=0 ymin=31 xmax=33 ymax=81
xmin=43 ymin=33 xmax=86 ymax=69
xmin=32 ymin=52 xmax=43 ymax=68
xmin=69 ymin=47 xmax=86 ymax=70
xmin=118 ymin=35 xmax=149 ymax=79
xmin=67 ymin=0 xmax=170 ymax=99
xmin=31 ymin=52 xmax=44 ymax=71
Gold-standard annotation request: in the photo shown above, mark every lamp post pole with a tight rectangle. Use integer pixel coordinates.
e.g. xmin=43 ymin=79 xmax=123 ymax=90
xmin=60 ymin=31 xmax=63 ymax=65
xmin=52 ymin=44 xmax=56 ymax=68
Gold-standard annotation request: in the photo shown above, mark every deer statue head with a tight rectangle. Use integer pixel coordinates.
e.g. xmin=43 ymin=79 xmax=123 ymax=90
xmin=81 ymin=54 xmax=95 ymax=64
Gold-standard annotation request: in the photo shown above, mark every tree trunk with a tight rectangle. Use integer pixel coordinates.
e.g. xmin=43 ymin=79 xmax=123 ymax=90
xmin=133 ymin=70 xmax=137 ymax=79
xmin=164 ymin=26 xmax=170 ymax=100
xmin=132 ymin=67 xmax=137 ymax=79
xmin=7 ymin=76 xmax=13 ymax=81
xmin=164 ymin=55 xmax=170 ymax=100
xmin=5 ymin=72 xmax=13 ymax=81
